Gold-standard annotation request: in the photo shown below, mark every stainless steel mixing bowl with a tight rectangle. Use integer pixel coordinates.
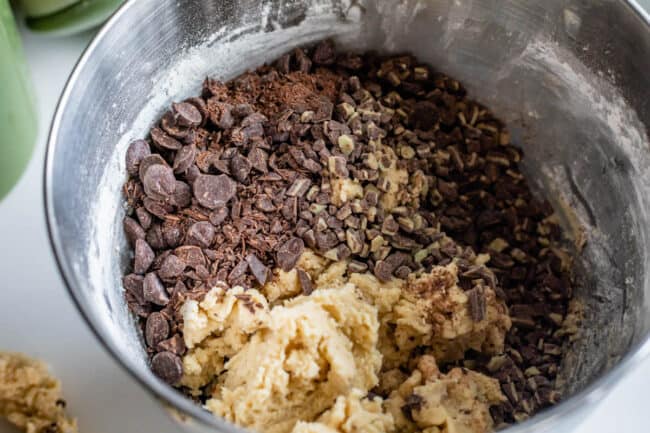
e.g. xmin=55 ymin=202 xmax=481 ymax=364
xmin=45 ymin=0 xmax=650 ymax=432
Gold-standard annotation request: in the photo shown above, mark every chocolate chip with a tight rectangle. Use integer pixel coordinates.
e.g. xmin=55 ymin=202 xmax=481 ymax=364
xmin=230 ymin=153 xmax=252 ymax=182
xmin=143 ymin=197 xmax=173 ymax=219
xmin=134 ymin=239 xmax=155 ymax=274
xmin=125 ymin=139 xmax=151 ymax=176
xmin=161 ymin=220 xmax=183 ymax=248
xmin=248 ymin=147 xmax=269 ymax=173
xmin=143 ymin=272 xmax=169 ymax=306
xmin=143 ymin=165 xmax=176 ymax=199
xmin=146 ymin=223 xmax=165 ymax=250
xmin=174 ymin=245 xmax=206 ymax=269
xmin=123 ymin=273 xmax=145 ymax=304
xmin=173 ymin=145 xmax=196 ymax=173
xmin=297 ymin=269 xmax=313 ymax=295
xmin=209 ymin=207 xmax=229 ymax=226
xmin=135 ymin=207 xmax=152 ymax=230
xmin=145 ymin=312 xmax=169 ymax=347
xmin=151 ymin=351 xmax=183 ymax=385
xmin=186 ymin=221 xmax=215 ymax=248
xmin=193 ymin=174 xmax=237 ymax=209
xmin=207 ymin=100 xmax=234 ymax=129
xmin=156 ymin=334 xmax=186 ymax=356
xmin=228 ymin=259 xmax=249 ymax=284
xmin=276 ymin=237 xmax=304 ymax=272
xmin=246 ymin=254 xmax=269 ymax=285
xmin=170 ymin=181 xmax=192 ymax=207
xmin=172 ymin=102 xmax=202 ymax=127
xmin=124 ymin=217 xmax=146 ymax=246
xmin=151 ymin=127 xmax=182 ymax=150
xmin=158 ymin=255 xmax=186 ymax=280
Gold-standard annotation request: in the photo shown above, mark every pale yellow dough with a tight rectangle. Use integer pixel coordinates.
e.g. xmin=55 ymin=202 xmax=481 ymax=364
xmin=0 ymin=352 xmax=77 ymax=433
xmin=181 ymin=252 xmax=510 ymax=433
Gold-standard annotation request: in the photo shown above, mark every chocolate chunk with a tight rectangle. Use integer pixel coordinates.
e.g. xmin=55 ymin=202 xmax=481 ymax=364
xmin=186 ymin=221 xmax=215 ymax=248
xmin=143 ymin=164 xmax=176 ymax=199
xmin=151 ymin=127 xmax=182 ymax=150
xmin=172 ymin=102 xmax=202 ymax=127
xmin=125 ymin=139 xmax=151 ymax=176
xmin=124 ymin=217 xmax=146 ymax=246
xmin=158 ymin=255 xmax=186 ymax=280
xmin=209 ymin=207 xmax=229 ymax=226
xmin=134 ymin=239 xmax=155 ymax=274
xmin=276 ymin=237 xmax=304 ymax=272
xmin=207 ymin=100 xmax=234 ymax=129
xmin=151 ymin=351 xmax=183 ymax=385
xmin=173 ymin=145 xmax=196 ymax=174
xmin=315 ymin=230 xmax=339 ymax=251
xmin=297 ymin=269 xmax=313 ymax=295
xmin=143 ymin=272 xmax=169 ymax=306
xmin=156 ymin=334 xmax=186 ymax=356
xmin=228 ymin=259 xmax=249 ymax=284
xmin=174 ymin=245 xmax=206 ymax=269
xmin=143 ymin=197 xmax=173 ymax=219
xmin=122 ymin=273 xmax=145 ymax=304
xmin=246 ymin=254 xmax=269 ymax=285
xmin=161 ymin=220 xmax=183 ymax=248
xmin=145 ymin=312 xmax=170 ymax=347
xmin=135 ymin=207 xmax=152 ymax=230
xmin=146 ymin=223 xmax=165 ymax=250
xmin=248 ymin=147 xmax=269 ymax=173
xmin=193 ymin=174 xmax=237 ymax=209
xmin=230 ymin=153 xmax=252 ymax=182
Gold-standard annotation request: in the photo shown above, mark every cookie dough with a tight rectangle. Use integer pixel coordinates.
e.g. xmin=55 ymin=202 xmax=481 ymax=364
xmin=0 ymin=352 xmax=77 ymax=433
xmin=180 ymin=251 xmax=510 ymax=433
xmin=385 ymin=355 xmax=504 ymax=433
xmin=292 ymin=389 xmax=394 ymax=433
xmin=203 ymin=286 xmax=381 ymax=433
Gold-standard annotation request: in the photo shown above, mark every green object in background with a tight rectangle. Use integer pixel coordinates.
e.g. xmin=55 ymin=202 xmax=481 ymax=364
xmin=22 ymin=0 xmax=122 ymax=36
xmin=0 ymin=0 xmax=37 ymax=201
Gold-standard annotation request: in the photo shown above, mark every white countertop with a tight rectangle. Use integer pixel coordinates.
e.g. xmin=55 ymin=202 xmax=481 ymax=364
xmin=1 ymin=11 xmax=649 ymax=433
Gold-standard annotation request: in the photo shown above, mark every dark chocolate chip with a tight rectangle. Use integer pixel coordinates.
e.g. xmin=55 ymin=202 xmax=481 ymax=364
xmin=143 ymin=164 xmax=176 ymax=199
xmin=145 ymin=312 xmax=170 ymax=347
xmin=186 ymin=221 xmax=216 ymax=248
xmin=134 ymin=239 xmax=155 ymax=275
xmin=172 ymin=102 xmax=202 ymax=127
xmin=124 ymin=217 xmax=146 ymax=246
xmin=151 ymin=127 xmax=182 ymax=150
xmin=156 ymin=334 xmax=186 ymax=356
xmin=193 ymin=174 xmax=237 ymax=209
xmin=173 ymin=145 xmax=196 ymax=174
xmin=246 ymin=254 xmax=269 ymax=285
xmin=158 ymin=255 xmax=186 ymax=280
xmin=151 ymin=351 xmax=183 ymax=385
xmin=143 ymin=272 xmax=169 ymax=306
xmin=125 ymin=139 xmax=151 ymax=176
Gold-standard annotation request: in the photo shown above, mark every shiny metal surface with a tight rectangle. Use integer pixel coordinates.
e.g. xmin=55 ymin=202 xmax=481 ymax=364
xmin=45 ymin=1 xmax=650 ymax=432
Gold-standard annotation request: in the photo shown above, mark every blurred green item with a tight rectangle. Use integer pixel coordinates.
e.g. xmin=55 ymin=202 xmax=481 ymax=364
xmin=0 ymin=0 xmax=37 ymax=201
xmin=21 ymin=0 xmax=122 ymax=35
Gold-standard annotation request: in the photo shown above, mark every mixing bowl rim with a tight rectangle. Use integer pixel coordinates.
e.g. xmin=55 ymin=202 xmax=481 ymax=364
xmin=44 ymin=0 xmax=650 ymax=431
